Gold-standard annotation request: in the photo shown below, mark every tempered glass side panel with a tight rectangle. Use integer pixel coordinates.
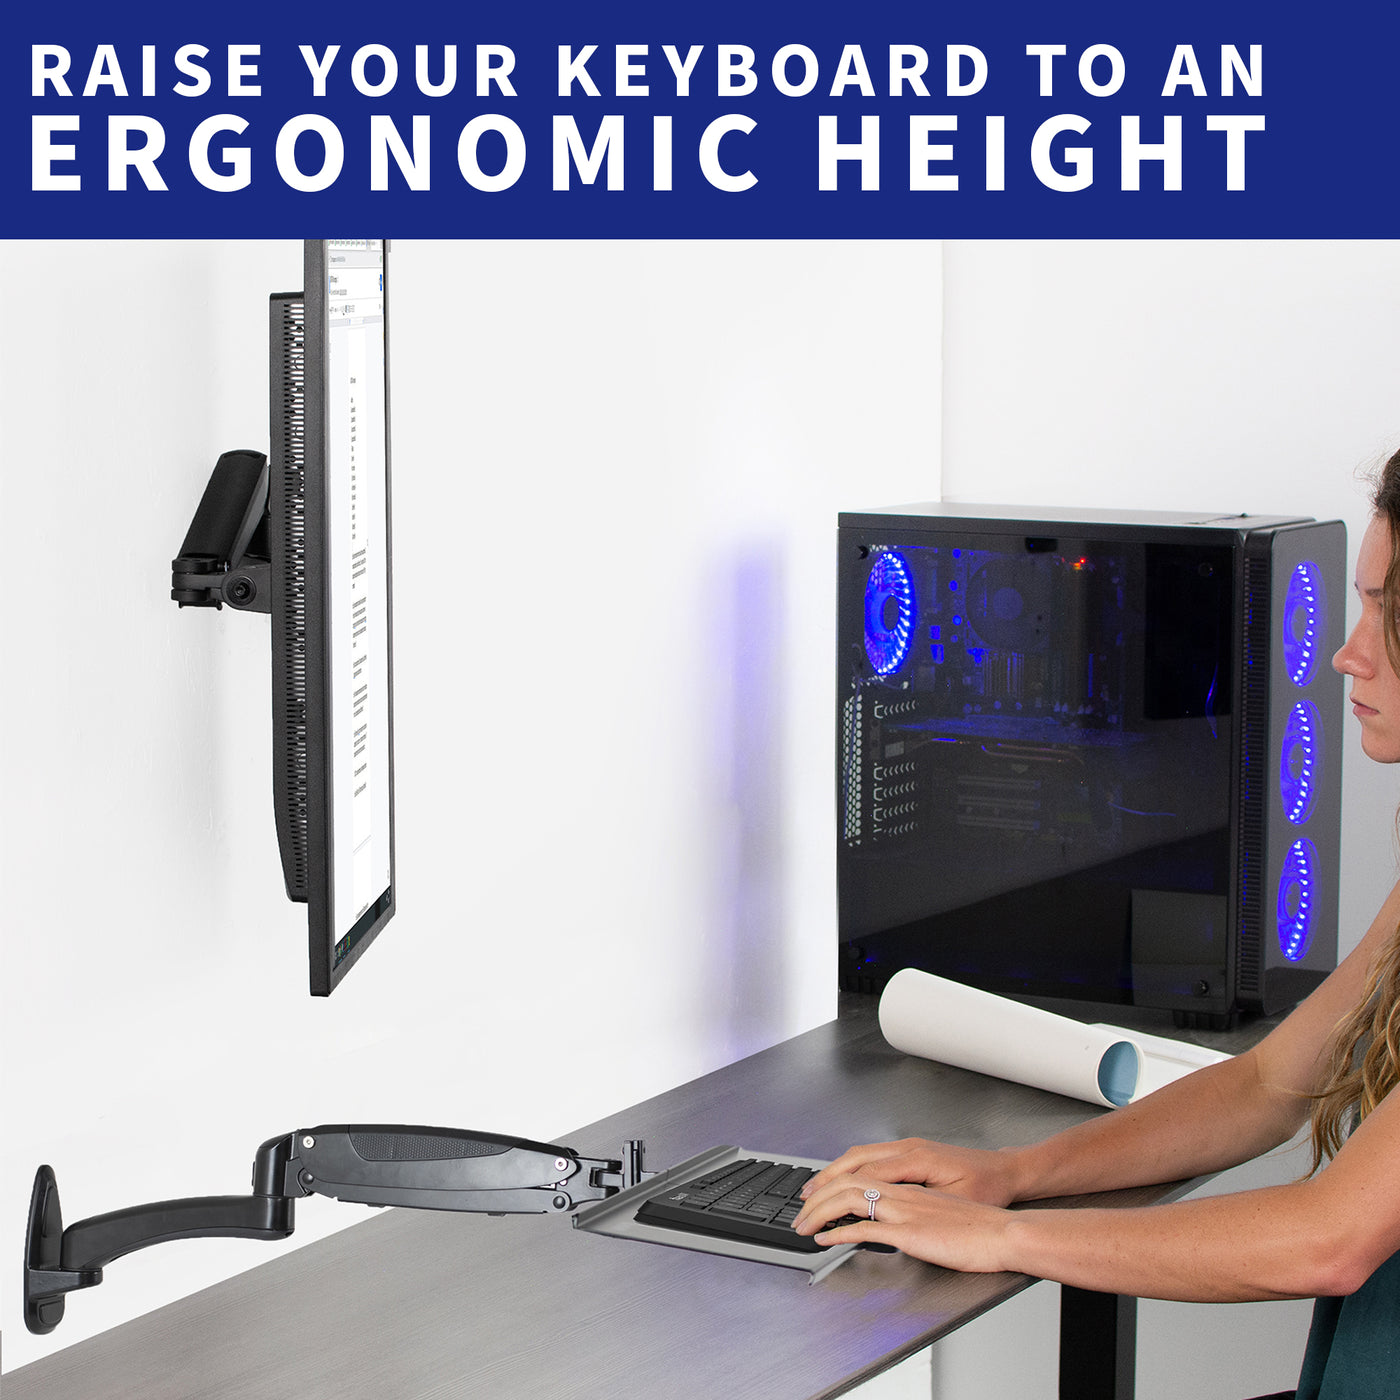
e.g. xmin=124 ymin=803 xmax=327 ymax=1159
xmin=837 ymin=528 xmax=1234 ymax=1002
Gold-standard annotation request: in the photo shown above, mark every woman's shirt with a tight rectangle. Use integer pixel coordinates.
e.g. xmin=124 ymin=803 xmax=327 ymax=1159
xmin=1295 ymin=1247 xmax=1400 ymax=1397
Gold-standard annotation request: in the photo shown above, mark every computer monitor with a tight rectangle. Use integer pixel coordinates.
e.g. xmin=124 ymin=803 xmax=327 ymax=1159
xmin=172 ymin=239 xmax=395 ymax=995
xmin=273 ymin=239 xmax=395 ymax=993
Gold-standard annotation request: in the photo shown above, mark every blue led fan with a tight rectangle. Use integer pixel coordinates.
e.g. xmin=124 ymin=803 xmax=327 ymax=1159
xmin=1280 ymin=701 xmax=1320 ymax=826
xmin=1283 ymin=561 xmax=1325 ymax=688
xmin=864 ymin=550 xmax=916 ymax=675
xmin=1277 ymin=838 xmax=1318 ymax=963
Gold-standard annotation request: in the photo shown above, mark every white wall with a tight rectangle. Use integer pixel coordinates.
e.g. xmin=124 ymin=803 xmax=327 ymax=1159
xmin=0 ymin=239 xmax=942 ymax=1370
xmin=933 ymin=239 xmax=1400 ymax=1400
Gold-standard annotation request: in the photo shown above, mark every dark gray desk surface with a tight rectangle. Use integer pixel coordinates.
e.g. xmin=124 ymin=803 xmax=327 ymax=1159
xmin=9 ymin=994 xmax=1260 ymax=1400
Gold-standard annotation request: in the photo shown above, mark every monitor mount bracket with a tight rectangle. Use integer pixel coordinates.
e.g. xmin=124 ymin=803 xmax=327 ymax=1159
xmin=25 ymin=1126 xmax=653 ymax=1335
xmin=170 ymin=449 xmax=273 ymax=613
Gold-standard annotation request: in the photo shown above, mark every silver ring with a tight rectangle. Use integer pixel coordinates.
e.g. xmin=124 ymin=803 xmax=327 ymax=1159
xmin=864 ymin=1187 xmax=881 ymax=1220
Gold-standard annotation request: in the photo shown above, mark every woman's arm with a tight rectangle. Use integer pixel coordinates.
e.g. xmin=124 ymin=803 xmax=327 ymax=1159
xmin=794 ymin=1083 xmax=1400 ymax=1302
xmin=804 ymin=879 xmax=1400 ymax=1210
xmin=792 ymin=1045 xmax=1297 ymax=1215
xmin=1001 ymin=912 xmax=1374 ymax=1201
xmin=792 ymin=882 xmax=1400 ymax=1300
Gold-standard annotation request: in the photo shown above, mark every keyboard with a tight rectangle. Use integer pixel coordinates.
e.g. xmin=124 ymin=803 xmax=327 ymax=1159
xmin=635 ymin=1157 xmax=844 ymax=1254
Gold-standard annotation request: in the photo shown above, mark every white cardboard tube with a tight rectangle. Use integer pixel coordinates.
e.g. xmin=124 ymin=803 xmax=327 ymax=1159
xmin=878 ymin=968 xmax=1141 ymax=1108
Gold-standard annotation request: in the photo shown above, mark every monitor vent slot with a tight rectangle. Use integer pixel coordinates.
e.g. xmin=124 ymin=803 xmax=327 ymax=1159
xmin=1236 ymin=556 xmax=1270 ymax=995
xmin=270 ymin=294 xmax=310 ymax=901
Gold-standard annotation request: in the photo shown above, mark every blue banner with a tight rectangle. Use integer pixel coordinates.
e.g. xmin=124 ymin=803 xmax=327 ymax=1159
xmin=5 ymin=0 xmax=1396 ymax=238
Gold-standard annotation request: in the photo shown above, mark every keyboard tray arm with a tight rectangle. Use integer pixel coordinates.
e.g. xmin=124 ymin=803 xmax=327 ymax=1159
xmin=25 ymin=1125 xmax=652 ymax=1335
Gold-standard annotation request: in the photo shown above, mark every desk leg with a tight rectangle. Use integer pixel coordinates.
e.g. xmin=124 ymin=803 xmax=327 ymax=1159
xmin=1059 ymin=1287 xmax=1136 ymax=1400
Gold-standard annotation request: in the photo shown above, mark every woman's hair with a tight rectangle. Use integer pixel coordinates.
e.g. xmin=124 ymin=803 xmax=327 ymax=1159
xmin=1309 ymin=936 xmax=1400 ymax=1168
xmin=1310 ymin=446 xmax=1400 ymax=1170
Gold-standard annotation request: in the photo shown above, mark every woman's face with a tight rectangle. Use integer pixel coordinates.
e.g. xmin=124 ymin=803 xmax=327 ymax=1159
xmin=1333 ymin=515 xmax=1400 ymax=764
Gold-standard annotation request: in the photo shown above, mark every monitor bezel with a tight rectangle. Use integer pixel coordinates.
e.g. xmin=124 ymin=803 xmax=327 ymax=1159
xmin=300 ymin=237 xmax=397 ymax=995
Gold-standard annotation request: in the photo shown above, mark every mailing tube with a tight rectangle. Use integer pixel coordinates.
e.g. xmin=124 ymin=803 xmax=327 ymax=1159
xmin=878 ymin=968 xmax=1141 ymax=1108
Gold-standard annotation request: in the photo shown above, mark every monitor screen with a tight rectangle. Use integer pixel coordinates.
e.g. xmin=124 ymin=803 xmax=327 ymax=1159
xmin=319 ymin=241 xmax=394 ymax=979
xmin=271 ymin=239 xmax=396 ymax=994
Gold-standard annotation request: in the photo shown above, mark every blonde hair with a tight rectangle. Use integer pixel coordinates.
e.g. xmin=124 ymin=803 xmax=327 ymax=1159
xmin=1310 ymin=929 xmax=1400 ymax=1170
xmin=1309 ymin=447 xmax=1400 ymax=1169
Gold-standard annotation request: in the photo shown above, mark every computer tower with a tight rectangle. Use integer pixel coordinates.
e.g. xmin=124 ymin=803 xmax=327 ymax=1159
xmin=836 ymin=504 xmax=1346 ymax=1025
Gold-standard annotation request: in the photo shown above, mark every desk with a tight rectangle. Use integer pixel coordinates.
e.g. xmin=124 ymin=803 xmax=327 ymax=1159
xmin=7 ymin=995 xmax=1244 ymax=1400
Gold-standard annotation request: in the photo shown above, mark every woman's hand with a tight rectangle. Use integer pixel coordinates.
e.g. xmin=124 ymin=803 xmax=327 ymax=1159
xmin=799 ymin=1138 xmax=1024 ymax=1210
xmin=791 ymin=1171 xmax=1014 ymax=1272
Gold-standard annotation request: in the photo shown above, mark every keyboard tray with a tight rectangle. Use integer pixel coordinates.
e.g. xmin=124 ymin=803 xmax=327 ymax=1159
xmin=572 ymin=1145 xmax=860 ymax=1282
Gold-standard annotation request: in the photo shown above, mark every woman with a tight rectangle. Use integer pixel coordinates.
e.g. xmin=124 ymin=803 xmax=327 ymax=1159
xmin=793 ymin=455 xmax=1400 ymax=1397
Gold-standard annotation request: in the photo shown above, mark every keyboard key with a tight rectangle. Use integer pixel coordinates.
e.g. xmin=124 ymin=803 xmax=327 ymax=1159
xmin=635 ymin=1159 xmax=827 ymax=1254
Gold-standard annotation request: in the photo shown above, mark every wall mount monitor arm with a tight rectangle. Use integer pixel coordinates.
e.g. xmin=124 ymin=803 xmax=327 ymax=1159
xmin=25 ymin=1126 xmax=651 ymax=1335
xmin=169 ymin=448 xmax=273 ymax=613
